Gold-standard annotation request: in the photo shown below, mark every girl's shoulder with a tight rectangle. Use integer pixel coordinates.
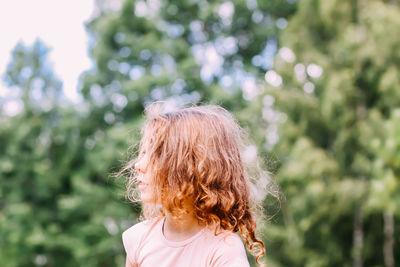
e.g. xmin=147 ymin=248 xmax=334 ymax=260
xmin=203 ymin=229 xmax=250 ymax=267
xmin=122 ymin=217 xmax=162 ymax=251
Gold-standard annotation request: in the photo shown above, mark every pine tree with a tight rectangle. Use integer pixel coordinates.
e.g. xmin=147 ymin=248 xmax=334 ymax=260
xmin=3 ymin=40 xmax=63 ymax=113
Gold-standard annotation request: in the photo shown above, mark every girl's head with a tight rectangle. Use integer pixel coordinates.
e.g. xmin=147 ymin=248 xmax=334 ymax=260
xmin=124 ymin=103 xmax=268 ymax=264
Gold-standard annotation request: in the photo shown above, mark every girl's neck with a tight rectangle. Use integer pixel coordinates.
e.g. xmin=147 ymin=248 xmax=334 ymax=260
xmin=162 ymin=212 xmax=204 ymax=242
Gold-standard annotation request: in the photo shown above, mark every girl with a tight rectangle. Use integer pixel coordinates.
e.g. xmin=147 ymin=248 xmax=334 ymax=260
xmin=120 ymin=103 xmax=268 ymax=267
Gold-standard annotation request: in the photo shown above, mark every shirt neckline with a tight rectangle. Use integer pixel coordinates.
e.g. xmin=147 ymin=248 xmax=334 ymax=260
xmin=158 ymin=217 xmax=206 ymax=248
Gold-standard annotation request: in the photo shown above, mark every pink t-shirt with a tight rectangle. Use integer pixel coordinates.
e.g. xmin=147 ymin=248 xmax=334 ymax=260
xmin=122 ymin=217 xmax=250 ymax=267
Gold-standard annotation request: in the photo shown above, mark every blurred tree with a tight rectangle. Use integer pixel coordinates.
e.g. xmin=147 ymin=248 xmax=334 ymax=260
xmin=2 ymin=40 xmax=63 ymax=113
xmin=260 ymin=0 xmax=400 ymax=266
xmin=80 ymin=0 xmax=297 ymax=121
xmin=0 ymin=40 xmax=134 ymax=266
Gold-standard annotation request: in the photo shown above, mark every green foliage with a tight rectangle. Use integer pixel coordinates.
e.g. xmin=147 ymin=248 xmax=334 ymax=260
xmin=0 ymin=40 xmax=135 ymax=266
xmin=262 ymin=0 xmax=400 ymax=266
xmin=80 ymin=0 xmax=296 ymax=116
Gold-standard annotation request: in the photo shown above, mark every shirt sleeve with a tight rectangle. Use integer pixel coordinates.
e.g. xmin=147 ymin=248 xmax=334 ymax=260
xmin=210 ymin=233 xmax=251 ymax=267
xmin=122 ymin=221 xmax=148 ymax=266
xmin=122 ymin=226 xmax=136 ymax=265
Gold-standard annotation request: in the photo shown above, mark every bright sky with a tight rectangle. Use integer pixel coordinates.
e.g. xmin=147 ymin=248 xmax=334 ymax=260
xmin=0 ymin=0 xmax=95 ymax=102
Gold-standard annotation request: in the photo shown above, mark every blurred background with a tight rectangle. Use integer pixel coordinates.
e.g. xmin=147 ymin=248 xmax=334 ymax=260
xmin=1 ymin=0 xmax=399 ymax=266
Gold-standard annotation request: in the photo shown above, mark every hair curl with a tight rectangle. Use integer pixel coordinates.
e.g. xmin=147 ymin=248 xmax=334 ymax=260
xmin=121 ymin=103 xmax=273 ymax=266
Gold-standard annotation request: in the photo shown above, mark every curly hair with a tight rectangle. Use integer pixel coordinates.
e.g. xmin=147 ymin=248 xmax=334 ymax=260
xmin=121 ymin=103 xmax=271 ymax=266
